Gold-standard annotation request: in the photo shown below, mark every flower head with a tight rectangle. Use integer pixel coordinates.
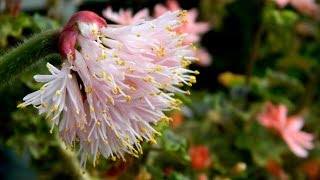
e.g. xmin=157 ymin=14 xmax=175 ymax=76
xmin=18 ymin=10 xmax=199 ymax=167
xmin=103 ymin=7 xmax=149 ymax=25
xmin=257 ymin=102 xmax=314 ymax=157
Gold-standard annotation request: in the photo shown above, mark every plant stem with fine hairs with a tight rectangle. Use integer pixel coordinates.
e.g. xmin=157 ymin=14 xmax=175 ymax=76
xmin=0 ymin=30 xmax=61 ymax=88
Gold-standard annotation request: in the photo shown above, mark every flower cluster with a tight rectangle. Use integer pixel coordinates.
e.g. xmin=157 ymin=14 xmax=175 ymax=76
xmin=103 ymin=0 xmax=211 ymax=66
xmin=257 ymin=102 xmax=314 ymax=157
xmin=18 ymin=10 xmax=199 ymax=167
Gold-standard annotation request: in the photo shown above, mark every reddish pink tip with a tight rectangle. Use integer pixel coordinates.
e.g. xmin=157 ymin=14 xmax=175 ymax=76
xmin=59 ymin=11 xmax=107 ymax=59
xmin=59 ymin=25 xmax=78 ymax=60
xmin=65 ymin=11 xmax=107 ymax=29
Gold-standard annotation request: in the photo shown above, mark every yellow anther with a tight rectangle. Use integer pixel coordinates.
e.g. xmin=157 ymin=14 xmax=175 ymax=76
xmin=125 ymin=95 xmax=131 ymax=103
xmin=187 ymin=83 xmax=192 ymax=86
xmin=90 ymin=105 xmax=95 ymax=112
xmin=113 ymin=53 xmax=119 ymax=58
xmin=111 ymin=156 xmax=116 ymax=161
xmin=176 ymin=99 xmax=183 ymax=104
xmin=110 ymin=126 xmax=115 ymax=131
xmin=178 ymin=82 xmax=184 ymax=87
xmin=107 ymin=76 xmax=112 ymax=82
xmin=155 ymin=65 xmax=163 ymax=71
xmin=166 ymin=25 xmax=172 ymax=31
xmin=101 ymin=72 xmax=106 ymax=78
xmin=116 ymin=134 xmax=121 ymax=139
xmin=117 ymin=45 xmax=123 ymax=50
xmin=120 ymin=61 xmax=126 ymax=66
xmin=108 ymin=97 xmax=114 ymax=104
xmin=181 ymin=19 xmax=188 ymax=24
xmin=104 ymin=140 xmax=109 ymax=144
xmin=64 ymin=127 xmax=69 ymax=132
xmin=155 ymin=131 xmax=162 ymax=136
xmin=52 ymin=105 xmax=58 ymax=112
xmin=195 ymin=57 xmax=200 ymax=62
xmin=40 ymin=86 xmax=45 ymax=91
xmin=190 ymin=43 xmax=197 ymax=51
xmin=156 ymin=45 xmax=165 ymax=58
xmin=140 ymin=127 xmax=147 ymax=133
xmin=136 ymin=33 xmax=141 ymax=37
xmin=186 ymin=90 xmax=191 ymax=95
xmin=91 ymin=29 xmax=98 ymax=35
xmin=125 ymin=135 xmax=130 ymax=141
xmin=177 ymin=10 xmax=188 ymax=17
xmin=114 ymin=87 xmax=120 ymax=94
xmin=76 ymin=110 xmax=80 ymax=115
xmin=128 ymin=67 xmax=135 ymax=73
xmin=55 ymin=90 xmax=61 ymax=96
xmin=194 ymin=70 xmax=200 ymax=75
xmin=130 ymin=87 xmax=136 ymax=91
xmin=41 ymin=102 xmax=47 ymax=108
xmin=190 ymin=76 xmax=197 ymax=83
xmin=17 ymin=103 xmax=26 ymax=108
xmin=87 ymin=138 xmax=91 ymax=143
xmin=150 ymin=138 xmax=157 ymax=144
xmin=100 ymin=54 xmax=106 ymax=60
xmin=102 ymin=110 xmax=107 ymax=114
xmin=85 ymin=86 xmax=93 ymax=93
xmin=96 ymin=120 xmax=101 ymax=126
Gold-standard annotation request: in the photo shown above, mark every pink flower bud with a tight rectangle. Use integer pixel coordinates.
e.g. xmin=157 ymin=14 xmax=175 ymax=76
xmin=59 ymin=11 xmax=107 ymax=59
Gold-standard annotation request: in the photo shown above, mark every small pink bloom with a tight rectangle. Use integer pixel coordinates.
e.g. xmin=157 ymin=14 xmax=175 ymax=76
xmin=257 ymin=102 xmax=314 ymax=157
xmin=103 ymin=7 xmax=149 ymax=25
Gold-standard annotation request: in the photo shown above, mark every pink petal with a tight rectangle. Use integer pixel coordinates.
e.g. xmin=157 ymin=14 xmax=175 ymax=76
xmin=196 ymin=48 xmax=212 ymax=67
xmin=132 ymin=8 xmax=149 ymax=22
xmin=192 ymin=22 xmax=211 ymax=34
xmin=187 ymin=8 xmax=199 ymax=22
xmin=278 ymin=104 xmax=288 ymax=127
xmin=166 ymin=0 xmax=181 ymax=11
xmin=153 ymin=4 xmax=169 ymax=17
xmin=286 ymin=116 xmax=304 ymax=131
xmin=282 ymin=131 xmax=309 ymax=157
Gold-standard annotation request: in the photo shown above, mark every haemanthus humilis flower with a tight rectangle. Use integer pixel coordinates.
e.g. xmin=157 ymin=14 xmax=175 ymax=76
xmin=18 ymin=10 xmax=199 ymax=167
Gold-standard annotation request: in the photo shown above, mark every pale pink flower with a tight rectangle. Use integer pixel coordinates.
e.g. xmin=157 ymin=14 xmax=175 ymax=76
xmin=19 ymin=10 xmax=198 ymax=167
xmin=274 ymin=0 xmax=320 ymax=18
xmin=153 ymin=0 xmax=211 ymax=66
xmin=257 ymin=102 xmax=314 ymax=157
xmin=102 ymin=6 xmax=149 ymax=25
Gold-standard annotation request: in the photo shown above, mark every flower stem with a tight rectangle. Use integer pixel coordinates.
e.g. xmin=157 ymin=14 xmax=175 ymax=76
xmin=0 ymin=30 xmax=61 ymax=88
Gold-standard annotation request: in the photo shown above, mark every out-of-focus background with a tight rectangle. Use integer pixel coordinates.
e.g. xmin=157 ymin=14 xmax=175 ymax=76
xmin=1 ymin=0 xmax=320 ymax=179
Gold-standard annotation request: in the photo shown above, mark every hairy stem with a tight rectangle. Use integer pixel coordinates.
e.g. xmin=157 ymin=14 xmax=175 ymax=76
xmin=0 ymin=30 xmax=61 ymax=88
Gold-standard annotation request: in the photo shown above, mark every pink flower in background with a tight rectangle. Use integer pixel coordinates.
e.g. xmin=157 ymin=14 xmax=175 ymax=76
xmin=19 ymin=10 xmax=199 ymax=167
xmin=257 ymin=102 xmax=314 ymax=157
xmin=153 ymin=0 xmax=211 ymax=66
xmin=274 ymin=0 xmax=320 ymax=18
xmin=103 ymin=7 xmax=149 ymax=25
